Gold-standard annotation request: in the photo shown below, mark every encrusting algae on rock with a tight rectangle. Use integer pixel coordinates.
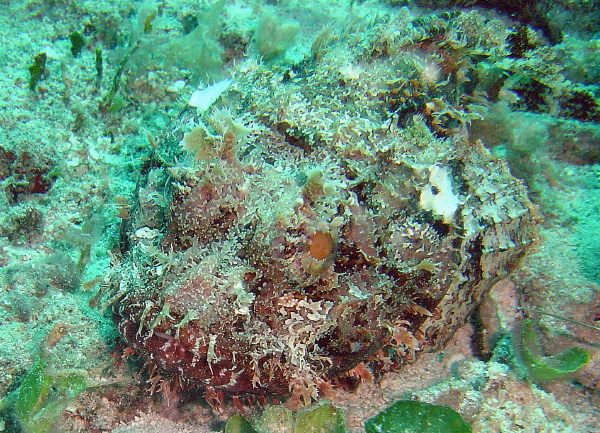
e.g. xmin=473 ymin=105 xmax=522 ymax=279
xmin=97 ymin=12 xmax=540 ymax=409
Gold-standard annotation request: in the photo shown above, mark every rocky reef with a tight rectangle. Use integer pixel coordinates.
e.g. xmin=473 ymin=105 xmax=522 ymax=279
xmin=99 ymin=11 xmax=540 ymax=406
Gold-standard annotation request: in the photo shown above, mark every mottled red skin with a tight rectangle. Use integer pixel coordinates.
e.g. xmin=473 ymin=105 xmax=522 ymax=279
xmin=118 ymin=317 xmax=280 ymax=394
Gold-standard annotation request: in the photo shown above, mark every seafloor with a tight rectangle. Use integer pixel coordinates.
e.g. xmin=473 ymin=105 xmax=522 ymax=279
xmin=0 ymin=0 xmax=599 ymax=432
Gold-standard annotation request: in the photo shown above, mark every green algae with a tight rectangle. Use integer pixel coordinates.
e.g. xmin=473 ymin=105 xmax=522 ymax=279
xmin=364 ymin=400 xmax=472 ymax=433
xmin=27 ymin=52 xmax=46 ymax=92
xmin=2 ymin=359 xmax=89 ymax=433
xmin=519 ymin=319 xmax=591 ymax=381
xmin=224 ymin=401 xmax=346 ymax=433
xmin=225 ymin=414 xmax=259 ymax=433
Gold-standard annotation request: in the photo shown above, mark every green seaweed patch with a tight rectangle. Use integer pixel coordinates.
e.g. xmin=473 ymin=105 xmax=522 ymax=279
xmin=69 ymin=31 xmax=85 ymax=57
xmin=28 ymin=52 xmax=47 ymax=92
xmin=364 ymin=400 xmax=472 ymax=433
xmin=1 ymin=359 xmax=89 ymax=433
xmin=295 ymin=402 xmax=346 ymax=433
xmin=225 ymin=414 xmax=259 ymax=433
xmin=519 ymin=319 xmax=590 ymax=381
xmin=224 ymin=401 xmax=346 ymax=433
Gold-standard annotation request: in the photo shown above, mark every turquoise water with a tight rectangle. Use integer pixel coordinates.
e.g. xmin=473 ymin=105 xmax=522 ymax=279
xmin=0 ymin=0 xmax=599 ymax=432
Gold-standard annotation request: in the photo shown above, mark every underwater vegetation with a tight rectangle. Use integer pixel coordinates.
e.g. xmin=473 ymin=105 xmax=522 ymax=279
xmin=516 ymin=319 xmax=591 ymax=382
xmin=0 ymin=359 xmax=89 ymax=433
xmin=223 ymin=399 xmax=472 ymax=433
xmin=224 ymin=401 xmax=346 ymax=433
xmin=364 ymin=400 xmax=472 ymax=433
